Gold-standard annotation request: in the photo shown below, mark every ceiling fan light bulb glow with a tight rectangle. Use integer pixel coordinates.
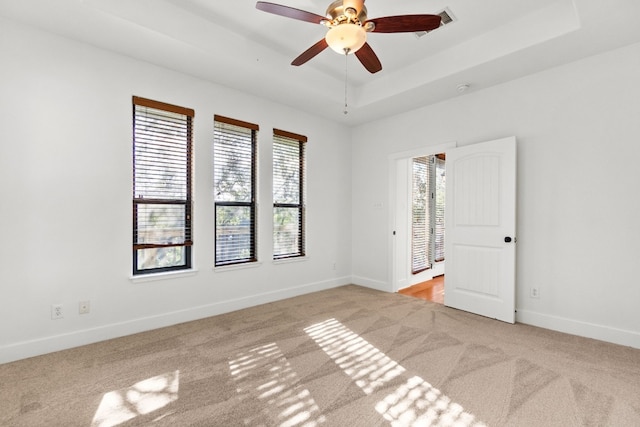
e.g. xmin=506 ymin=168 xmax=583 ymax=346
xmin=325 ymin=24 xmax=366 ymax=54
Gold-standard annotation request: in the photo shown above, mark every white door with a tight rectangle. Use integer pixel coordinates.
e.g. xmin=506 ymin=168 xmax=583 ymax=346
xmin=444 ymin=137 xmax=517 ymax=323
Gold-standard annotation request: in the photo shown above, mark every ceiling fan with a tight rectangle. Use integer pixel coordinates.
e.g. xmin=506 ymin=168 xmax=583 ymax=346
xmin=256 ymin=0 xmax=442 ymax=74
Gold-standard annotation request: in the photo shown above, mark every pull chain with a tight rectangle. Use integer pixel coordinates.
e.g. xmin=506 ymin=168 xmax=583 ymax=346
xmin=343 ymin=48 xmax=350 ymax=115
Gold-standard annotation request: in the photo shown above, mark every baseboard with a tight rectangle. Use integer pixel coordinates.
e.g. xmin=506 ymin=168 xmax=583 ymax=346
xmin=517 ymin=309 xmax=640 ymax=349
xmin=351 ymin=275 xmax=392 ymax=292
xmin=0 ymin=277 xmax=351 ymax=364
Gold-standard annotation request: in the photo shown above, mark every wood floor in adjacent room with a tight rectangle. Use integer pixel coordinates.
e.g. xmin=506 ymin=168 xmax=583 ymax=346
xmin=398 ymin=275 xmax=444 ymax=304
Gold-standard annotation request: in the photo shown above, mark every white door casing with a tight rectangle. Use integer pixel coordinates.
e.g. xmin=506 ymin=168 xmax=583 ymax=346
xmin=444 ymin=137 xmax=517 ymax=323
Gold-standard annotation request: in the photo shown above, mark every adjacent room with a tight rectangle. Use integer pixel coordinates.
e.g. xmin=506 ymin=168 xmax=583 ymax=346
xmin=1 ymin=0 xmax=640 ymax=425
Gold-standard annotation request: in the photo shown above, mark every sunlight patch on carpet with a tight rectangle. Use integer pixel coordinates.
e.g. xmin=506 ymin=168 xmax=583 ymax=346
xmin=91 ymin=370 xmax=179 ymax=427
xmin=305 ymin=318 xmax=404 ymax=395
xmin=376 ymin=375 xmax=486 ymax=426
xmin=305 ymin=318 xmax=485 ymax=426
xmin=229 ymin=342 xmax=326 ymax=426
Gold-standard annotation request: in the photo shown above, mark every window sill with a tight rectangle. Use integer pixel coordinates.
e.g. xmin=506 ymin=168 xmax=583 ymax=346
xmin=130 ymin=268 xmax=198 ymax=284
xmin=214 ymin=261 xmax=263 ymax=273
xmin=273 ymin=256 xmax=309 ymax=265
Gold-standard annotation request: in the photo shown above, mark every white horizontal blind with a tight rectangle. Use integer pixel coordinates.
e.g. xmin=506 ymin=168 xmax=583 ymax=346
xmin=412 ymin=154 xmax=446 ymax=274
xmin=273 ymin=129 xmax=306 ymax=259
xmin=132 ymin=96 xmax=193 ymax=275
xmin=214 ymin=115 xmax=258 ymax=266
xmin=434 ymin=156 xmax=446 ymax=262
xmin=411 ymin=156 xmax=431 ymax=273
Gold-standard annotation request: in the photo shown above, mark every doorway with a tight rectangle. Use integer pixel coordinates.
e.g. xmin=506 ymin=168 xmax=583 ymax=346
xmin=404 ymin=152 xmax=446 ymax=304
xmin=389 ymin=142 xmax=454 ymax=297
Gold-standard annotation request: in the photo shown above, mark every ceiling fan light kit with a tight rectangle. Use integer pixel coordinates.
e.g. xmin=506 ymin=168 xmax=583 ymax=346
xmin=255 ymin=0 xmax=441 ymax=74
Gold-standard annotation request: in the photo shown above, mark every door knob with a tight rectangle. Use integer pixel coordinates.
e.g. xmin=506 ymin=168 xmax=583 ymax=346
xmin=504 ymin=236 xmax=513 ymax=243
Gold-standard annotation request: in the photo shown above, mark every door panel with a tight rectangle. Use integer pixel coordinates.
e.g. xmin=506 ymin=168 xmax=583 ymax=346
xmin=444 ymin=137 xmax=516 ymax=323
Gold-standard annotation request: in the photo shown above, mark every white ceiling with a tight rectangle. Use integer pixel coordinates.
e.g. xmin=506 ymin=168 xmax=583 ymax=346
xmin=2 ymin=0 xmax=640 ymax=125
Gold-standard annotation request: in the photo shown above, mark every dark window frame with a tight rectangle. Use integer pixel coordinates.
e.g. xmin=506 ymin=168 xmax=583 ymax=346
xmin=132 ymin=96 xmax=194 ymax=275
xmin=213 ymin=115 xmax=258 ymax=267
xmin=273 ymin=128 xmax=306 ymax=260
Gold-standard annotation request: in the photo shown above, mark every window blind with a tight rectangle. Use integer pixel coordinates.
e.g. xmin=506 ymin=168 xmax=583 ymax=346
xmin=132 ymin=96 xmax=193 ymax=275
xmin=434 ymin=156 xmax=446 ymax=262
xmin=273 ymin=129 xmax=306 ymax=259
xmin=411 ymin=154 xmax=446 ymax=274
xmin=411 ymin=156 xmax=431 ymax=273
xmin=213 ymin=115 xmax=258 ymax=266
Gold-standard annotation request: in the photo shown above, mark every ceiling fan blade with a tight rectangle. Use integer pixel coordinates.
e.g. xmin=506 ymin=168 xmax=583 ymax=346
xmin=355 ymin=43 xmax=382 ymax=74
xmin=291 ymin=39 xmax=329 ymax=66
xmin=256 ymin=2 xmax=327 ymax=24
xmin=366 ymin=14 xmax=441 ymax=33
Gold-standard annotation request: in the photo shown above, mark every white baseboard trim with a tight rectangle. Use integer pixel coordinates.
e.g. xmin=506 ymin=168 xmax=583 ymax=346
xmin=351 ymin=275 xmax=392 ymax=293
xmin=0 ymin=277 xmax=351 ymax=364
xmin=516 ymin=309 xmax=640 ymax=350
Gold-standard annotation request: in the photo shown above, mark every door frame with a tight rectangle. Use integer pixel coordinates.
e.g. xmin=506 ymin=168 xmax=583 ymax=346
xmin=388 ymin=141 xmax=456 ymax=292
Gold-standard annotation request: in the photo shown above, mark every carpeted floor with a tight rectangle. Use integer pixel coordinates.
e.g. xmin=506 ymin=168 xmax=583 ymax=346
xmin=1 ymin=285 xmax=640 ymax=426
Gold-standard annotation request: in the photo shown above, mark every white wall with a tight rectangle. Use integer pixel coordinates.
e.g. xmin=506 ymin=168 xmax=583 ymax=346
xmin=3 ymin=18 xmax=640 ymax=365
xmin=352 ymin=41 xmax=640 ymax=348
xmin=0 ymin=19 xmax=352 ymax=363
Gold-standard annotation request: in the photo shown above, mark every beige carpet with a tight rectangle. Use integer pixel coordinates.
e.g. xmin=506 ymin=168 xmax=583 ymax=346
xmin=2 ymin=285 xmax=640 ymax=426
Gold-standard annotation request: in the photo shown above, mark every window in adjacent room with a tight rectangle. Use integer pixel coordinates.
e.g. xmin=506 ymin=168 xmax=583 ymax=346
xmin=132 ymin=96 xmax=193 ymax=275
xmin=273 ymin=129 xmax=306 ymax=259
xmin=411 ymin=154 xmax=445 ymax=274
xmin=213 ymin=115 xmax=258 ymax=266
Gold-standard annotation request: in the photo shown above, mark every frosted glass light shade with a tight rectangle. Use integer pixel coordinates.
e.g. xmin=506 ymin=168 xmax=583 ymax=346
xmin=325 ymin=24 xmax=366 ymax=54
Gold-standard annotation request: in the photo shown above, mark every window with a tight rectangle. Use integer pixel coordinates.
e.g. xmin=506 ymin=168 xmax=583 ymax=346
xmin=213 ymin=115 xmax=258 ymax=266
xmin=273 ymin=129 xmax=306 ymax=259
xmin=434 ymin=155 xmax=446 ymax=262
xmin=132 ymin=96 xmax=193 ymax=275
xmin=412 ymin=157 xmax=430 ymax=273
xmin=411 ymin=154 xmax=445 ymax=273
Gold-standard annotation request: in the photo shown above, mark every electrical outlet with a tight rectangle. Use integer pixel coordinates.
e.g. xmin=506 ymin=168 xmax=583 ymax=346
xmin=332 ymin=262 xmax=336 ymax=270
xmin=530 ymin=287 xmax=540 ymax=299
xmin=51 ymin=304 xmax=63 ymax=320
xmin=79 ymin=300 xmax=90 ymax=315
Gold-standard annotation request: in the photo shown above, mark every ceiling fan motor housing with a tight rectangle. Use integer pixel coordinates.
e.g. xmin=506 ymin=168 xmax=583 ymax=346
xmin=325 ymin=0 xmax=368 ymax=26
